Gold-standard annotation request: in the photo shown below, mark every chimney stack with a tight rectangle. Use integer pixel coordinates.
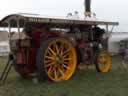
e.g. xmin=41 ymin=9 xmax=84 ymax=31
xmin=84 ymin=0 xmax=91 ymax=17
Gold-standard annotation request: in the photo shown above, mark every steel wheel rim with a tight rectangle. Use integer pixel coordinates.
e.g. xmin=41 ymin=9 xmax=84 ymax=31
xmin=44 ymin=38 xmax=77 ymax=81
xmin=97 ymin=50 xmax=111 ymax=72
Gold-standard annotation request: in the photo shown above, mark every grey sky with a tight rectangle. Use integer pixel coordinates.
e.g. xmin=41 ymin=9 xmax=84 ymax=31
xmin=0 ymin=0 xmax=127 ymax=32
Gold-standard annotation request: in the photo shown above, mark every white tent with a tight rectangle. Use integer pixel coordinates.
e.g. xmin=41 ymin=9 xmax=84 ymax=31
xmin=108 ymin=32 xmax=128 ymax=55
xmin=0 ymin=41 xmax=10 ymax=56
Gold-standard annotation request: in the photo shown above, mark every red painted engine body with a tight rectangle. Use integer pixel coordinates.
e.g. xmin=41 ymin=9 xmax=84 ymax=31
xmin=14 ymin=26 xmax=92 ymax=76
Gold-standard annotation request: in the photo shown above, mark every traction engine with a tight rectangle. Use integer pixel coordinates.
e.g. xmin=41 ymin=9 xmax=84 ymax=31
xmin=0 ymin=0 xmax=118 ymax=82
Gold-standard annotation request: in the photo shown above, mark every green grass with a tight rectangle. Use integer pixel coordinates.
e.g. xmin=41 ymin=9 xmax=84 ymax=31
xmin=0 ymin=56 xmax=128 ymax=96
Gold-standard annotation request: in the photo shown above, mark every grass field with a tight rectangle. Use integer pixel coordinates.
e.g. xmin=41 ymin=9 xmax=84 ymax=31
xmin=0 ymin=56 xmax=128 ymax=96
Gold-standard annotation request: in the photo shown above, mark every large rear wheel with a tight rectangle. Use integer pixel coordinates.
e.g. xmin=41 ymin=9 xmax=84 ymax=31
xmin=36 ymin=37 xmax=77 ymax=82
xmin=95 ymin=50 xmax=111 ymax=72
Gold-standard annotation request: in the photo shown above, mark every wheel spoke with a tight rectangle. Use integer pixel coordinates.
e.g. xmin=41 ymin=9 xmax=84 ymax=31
xmin=63 ymin=58 xmax=72 ymax=61
xmin=52 ymin=42 xmax=59 ymax=54
xmin=99 ymin=54 xmax=106 ymax=64
xmin=98 ymin=60 xmax=103 ymax=64
xmin=63 ymin=48 xmax=70 ymax=55
xmin=44 ymin=59 xmax=53 ymax=64
xmin=59 ymin=43 xmax=64 ymax=55
xmin=55 ymin=44 xmax=59 ymax=54
xmin=45 ymin=62 xmax=55 ymax=67
xmin=58 ymin=67 xmax=64 ymax=76
xmin=47 ymin=49 xmax=53 ymax=56
xmin=54 ymin=69 xmax=58 ymax=79
xmin=47 ymin=66 xmax=53 ymax=75
xmin=62 ymin=64 xmax=70 ymax=70
xmin=63 ymin=61 xmax=69 ymax=65
xmin=47 ymin=66 xmax=56 ymax=75
xmin=63 ymin=52 xmax=70 ymax=58
xmin=52 ymin=43 xmax=56 ymax=51
xmin=48 ymin=47 xmax=56 ymax=56
xmin=45 ymin=56 xmax=55 ymax=60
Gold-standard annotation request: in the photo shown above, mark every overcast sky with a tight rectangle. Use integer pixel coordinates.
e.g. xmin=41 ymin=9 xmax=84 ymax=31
xmin=0 ymin=0 xmax=127 ymax=32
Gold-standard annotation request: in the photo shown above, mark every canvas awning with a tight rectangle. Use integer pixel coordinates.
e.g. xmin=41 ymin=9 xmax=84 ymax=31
xmin=0 ymin=14 xmax=119 ymax=28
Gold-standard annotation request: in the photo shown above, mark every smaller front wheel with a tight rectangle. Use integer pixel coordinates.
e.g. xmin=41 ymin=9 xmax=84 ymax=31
xmin=95 ymin=50 xmax=111 ymax=72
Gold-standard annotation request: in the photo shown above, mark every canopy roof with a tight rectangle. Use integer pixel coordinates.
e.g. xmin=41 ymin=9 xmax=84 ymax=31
xmin=0 ymin=14 xmax=119 ymax=28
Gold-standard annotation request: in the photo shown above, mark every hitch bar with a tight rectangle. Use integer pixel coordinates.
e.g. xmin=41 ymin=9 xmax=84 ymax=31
xmin=0 ymin=54 xmax=14 ymax=84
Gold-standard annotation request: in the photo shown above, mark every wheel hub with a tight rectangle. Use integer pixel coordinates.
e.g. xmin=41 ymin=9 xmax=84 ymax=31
xmin=56 ymin=55 xmax=63 ymax=65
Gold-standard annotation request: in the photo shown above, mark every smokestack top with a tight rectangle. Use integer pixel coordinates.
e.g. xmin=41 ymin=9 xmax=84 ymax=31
xmin=84 ymin=0 xmax=91 ymax=17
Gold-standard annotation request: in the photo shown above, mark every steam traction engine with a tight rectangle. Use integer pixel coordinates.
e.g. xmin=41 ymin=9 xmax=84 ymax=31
xmin=0 ymin=0 xmax=118 ymax=82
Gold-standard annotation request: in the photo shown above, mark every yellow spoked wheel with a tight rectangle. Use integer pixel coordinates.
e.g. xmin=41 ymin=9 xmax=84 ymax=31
xmin=36 ymin=37 xmax=77 ymax=82
xmin=95 ymin=50 xmax=111 ymax=72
